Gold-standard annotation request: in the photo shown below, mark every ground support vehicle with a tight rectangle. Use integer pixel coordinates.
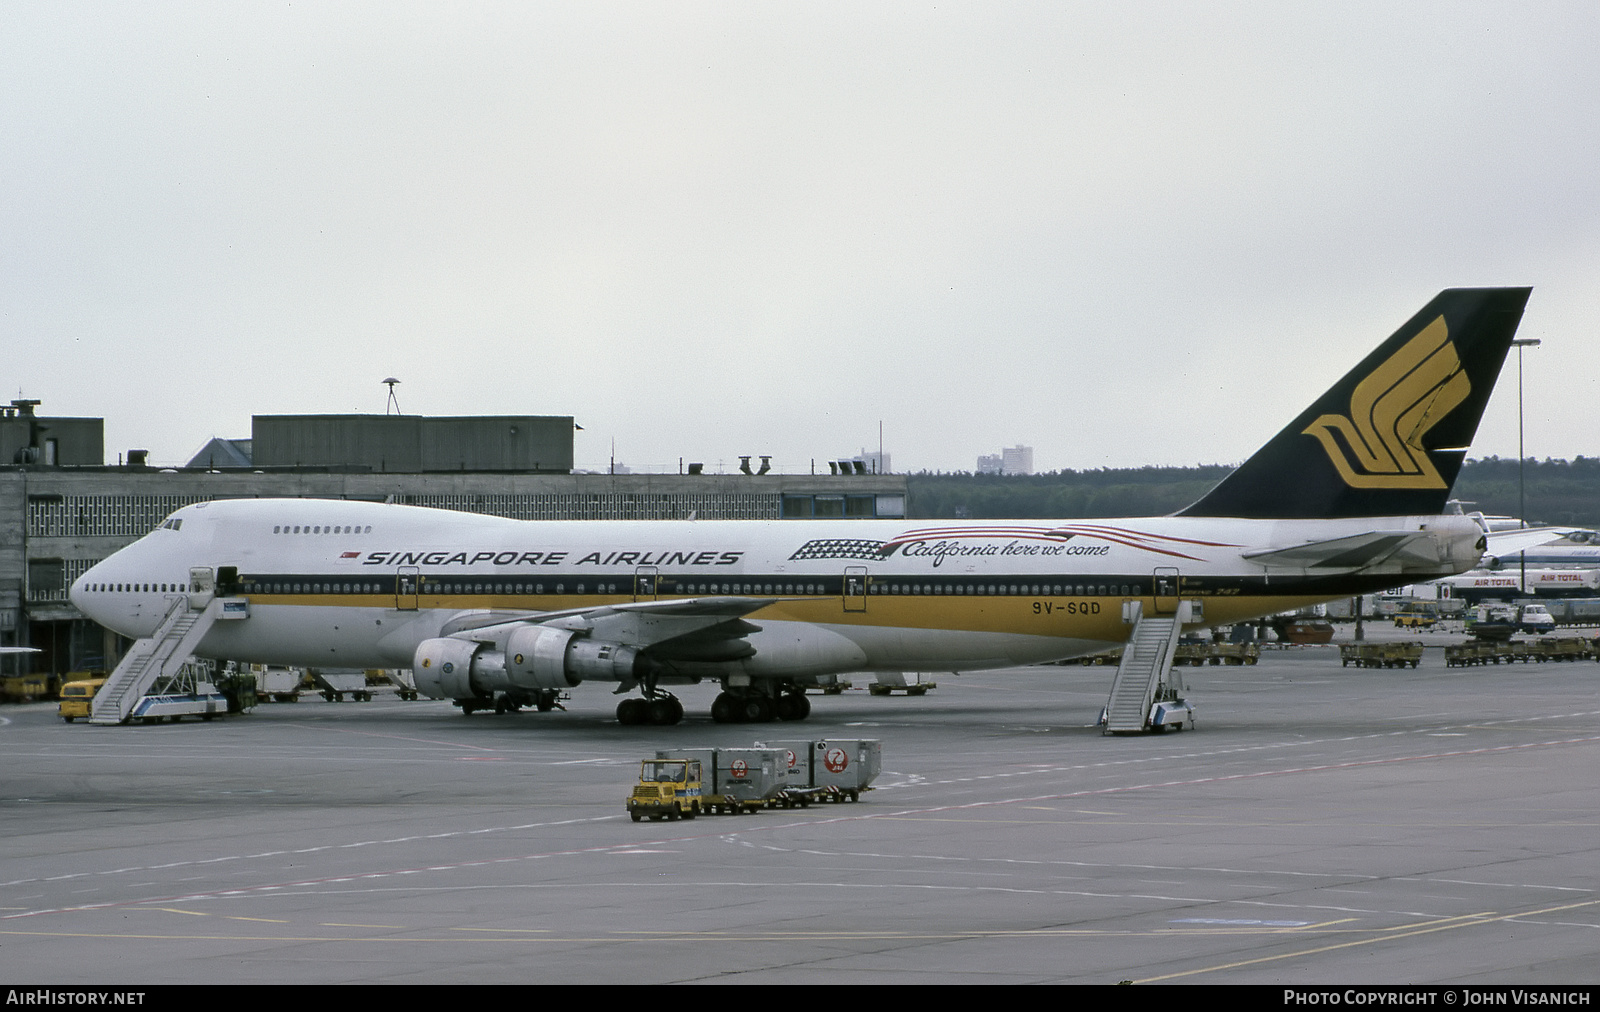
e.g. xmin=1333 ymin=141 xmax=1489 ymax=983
xmin=1445 ymin=637 xmax=1599 ymax=667
xmin=1339 ymin=642 xmax=1423 ymax=669
xmin=1532 ymin=637 xmax=1595 ymax=662
xmin=807 ymin=675 xmax=852 ymax=695
xmin=58 ymin=676 xmax=108 ymax=722
xmin=379 ymin=668 xmax=422 ymax=701
xmin=1279 ymin=619 xmax=1336 ymax=644
xmin=126 ymin=689 xmax=228 ymax=723
xmin=650 ymin=747 xmax=789 ymax=815
xmin=2 ymin=673 xmax=50 ymax=702
xmin=1464 ymin=603 xmax=1556 ymax=640
xmin=1447 ymin=641 xmax=1505 ymax=666
xmin=1076 ymin=648 xmax=1123 ymax=666
xmin=1174 ymin=642 xmax=1209 ymax=666
xmin=1466 ymin=620 xmax=1518 ymax=642
xmin=1500 ymin=641 xmax=1534 ymax=663
xmin=125 ymin=667 xmax=229 ymax=723
xmin=1176 ymin=642 xmax=1260 ymax=666
xmin=1394 ymin=607 xmax=1439 ymax=629
xmin=627 ymin=759 xmax=704 ymax=822
xmin=213 ymin=665 xmax=258 ymax=713
xmin=313 ymin=668 xmax=373 ymax=702
xmin=867 ymin=672 xmax=936 ymax=696
xmin=1211 ymin=643 xmax=1260 ymax=665
xmin=760 ymin=738 xmax=882 ymax=805
xmin=252 ymin=665 xmax=306 ymax=702
xmin=1519 ymin=604 xmax=1558 ymax=636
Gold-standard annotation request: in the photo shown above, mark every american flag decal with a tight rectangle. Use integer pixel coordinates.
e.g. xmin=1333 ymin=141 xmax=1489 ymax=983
xmin=788 ymin=539 xmax=889 ymax=562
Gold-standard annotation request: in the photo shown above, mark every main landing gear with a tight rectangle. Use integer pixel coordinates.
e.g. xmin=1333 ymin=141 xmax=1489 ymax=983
xmin=616 ymin=693 xmax=684 ymax=726
xmin=710 ymin=689 xmax=810 ymax=724
xmin=456 ymin=688 xmax=565 ymax=715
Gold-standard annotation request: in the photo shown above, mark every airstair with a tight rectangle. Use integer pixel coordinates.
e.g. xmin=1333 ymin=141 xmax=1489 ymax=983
xmin=90 ymin=595 xmax=225 ymax=725
xmin=1102 ymin=600 xmax=1197 ymax=734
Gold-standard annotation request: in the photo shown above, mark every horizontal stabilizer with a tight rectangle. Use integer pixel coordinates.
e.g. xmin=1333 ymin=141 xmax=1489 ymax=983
xmin=1484 ymin=527 xmax=1600 ymax=559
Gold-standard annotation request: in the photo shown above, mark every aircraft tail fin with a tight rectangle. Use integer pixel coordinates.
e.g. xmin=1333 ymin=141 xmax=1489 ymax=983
xmin=1180 ymin=287 xmax=1532 ymax=519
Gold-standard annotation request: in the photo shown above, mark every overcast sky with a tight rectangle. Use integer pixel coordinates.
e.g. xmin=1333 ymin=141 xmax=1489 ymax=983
xmin=5 ymin=2 xmax=1597 ymax=474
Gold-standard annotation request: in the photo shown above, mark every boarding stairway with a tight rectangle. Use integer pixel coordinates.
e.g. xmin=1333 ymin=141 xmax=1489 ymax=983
xmin=1102 ymin=600 xmax=1196 ymax=734
xmin=90 ymin=595 xmax=223 ymax=725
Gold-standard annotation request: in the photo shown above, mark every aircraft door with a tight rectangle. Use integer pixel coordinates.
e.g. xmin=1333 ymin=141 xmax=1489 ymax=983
xmin=396 ymin=566 xmax=420 ymax=611
xmin=1152 ymin=567 xmax=1180 ymax=615
xmin=188 ymin=567 xmax=214 ymax=611
xmin=843 ymin=566 xmax=867 ymax=613
xmin=634 ymin=566 xmax=659 ymax=602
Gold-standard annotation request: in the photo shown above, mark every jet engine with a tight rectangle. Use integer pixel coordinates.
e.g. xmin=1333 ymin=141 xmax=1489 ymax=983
xmin=412 ymin=626 xmax=645 ymax=700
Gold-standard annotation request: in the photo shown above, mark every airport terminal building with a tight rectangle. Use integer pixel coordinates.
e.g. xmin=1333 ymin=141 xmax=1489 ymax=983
xmin=0 ymin=402 xmax=906 ymax=684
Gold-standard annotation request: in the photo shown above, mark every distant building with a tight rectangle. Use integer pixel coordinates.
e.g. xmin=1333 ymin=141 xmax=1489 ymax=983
xmin=1 ymin=399 xmax=102 ymax=466
xmin=976 ymin=445 xmax=1034 ymax=475
xmin=851 ymin=448 xmax=891 ymax=475
xmin=186 ymin=438 xmax=253 ymax=469
xmin=253 ymin=414 xmax=575 ymax=472
xmin=1003 ymin=445 xmax=1034 ymax=475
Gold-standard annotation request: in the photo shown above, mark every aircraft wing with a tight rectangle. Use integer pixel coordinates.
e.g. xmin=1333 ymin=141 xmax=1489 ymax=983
xmin=1242 ymin=531 xmax=1447 ymax=570
xmin=440 ymin=596 xmax=777 ymax=658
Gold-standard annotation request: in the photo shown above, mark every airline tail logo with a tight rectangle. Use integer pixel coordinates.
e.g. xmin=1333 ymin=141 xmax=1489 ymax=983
xmin=1302 ymin=316 xmax=1470 ymax=490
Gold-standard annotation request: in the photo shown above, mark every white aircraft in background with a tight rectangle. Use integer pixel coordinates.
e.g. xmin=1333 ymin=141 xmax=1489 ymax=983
xmin=72 ymin=288 xmax=1532 ymax=724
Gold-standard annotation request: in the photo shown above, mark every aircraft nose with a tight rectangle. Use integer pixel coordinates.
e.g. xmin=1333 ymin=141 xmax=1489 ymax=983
xmin=70 ymin=560 xmax=113 ymax=624
xmin=69 ymin=567 xmax=94 ymax=616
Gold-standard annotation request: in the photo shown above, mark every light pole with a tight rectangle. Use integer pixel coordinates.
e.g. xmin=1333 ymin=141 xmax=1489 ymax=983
xmin=1512 ymin=338 xmax=1540 ymax=592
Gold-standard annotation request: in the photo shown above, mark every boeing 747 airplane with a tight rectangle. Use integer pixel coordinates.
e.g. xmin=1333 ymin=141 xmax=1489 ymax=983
xmin=71 ymin=288 xmax=1532 ymax=726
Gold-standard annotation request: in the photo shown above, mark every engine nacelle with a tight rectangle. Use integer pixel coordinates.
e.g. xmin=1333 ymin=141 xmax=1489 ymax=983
xmin=505 ymin=625 xmax=587 ymax=689
xmin=413 ymin=637 xmax=500 ymax=699
xmin=413 ymin=627 xmax=645 ymax=700
xmin=505 ymin=625 xmax=644 ymax=685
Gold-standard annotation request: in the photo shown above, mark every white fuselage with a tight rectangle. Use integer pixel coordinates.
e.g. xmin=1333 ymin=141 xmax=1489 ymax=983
xmin=71 ymin=498 xmax=1485 ymax=684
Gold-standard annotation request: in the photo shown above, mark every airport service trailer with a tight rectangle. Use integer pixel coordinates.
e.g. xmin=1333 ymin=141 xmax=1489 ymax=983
xmin=759 ymin=738 xmax=882 ymax=803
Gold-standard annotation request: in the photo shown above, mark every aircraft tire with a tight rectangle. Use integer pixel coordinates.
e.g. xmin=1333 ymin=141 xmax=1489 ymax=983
xmin=711 ymin=694 xmax=735 ymax=723
xmin=617 ymin=697 xmax=648 ymax=725
xmin=649 ymin=697 xmax=682 ymax=725
xmin=776 ymin=693 xmax=810 ymax=721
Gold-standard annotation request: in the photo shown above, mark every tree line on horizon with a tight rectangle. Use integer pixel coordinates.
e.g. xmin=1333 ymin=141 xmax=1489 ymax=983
xmin=904 ymin=457 xmax=1600 ymax=526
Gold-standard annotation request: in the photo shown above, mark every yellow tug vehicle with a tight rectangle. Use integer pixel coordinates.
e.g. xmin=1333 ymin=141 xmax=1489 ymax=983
xmin=627 ymin=759 xmax=703 ymax=822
